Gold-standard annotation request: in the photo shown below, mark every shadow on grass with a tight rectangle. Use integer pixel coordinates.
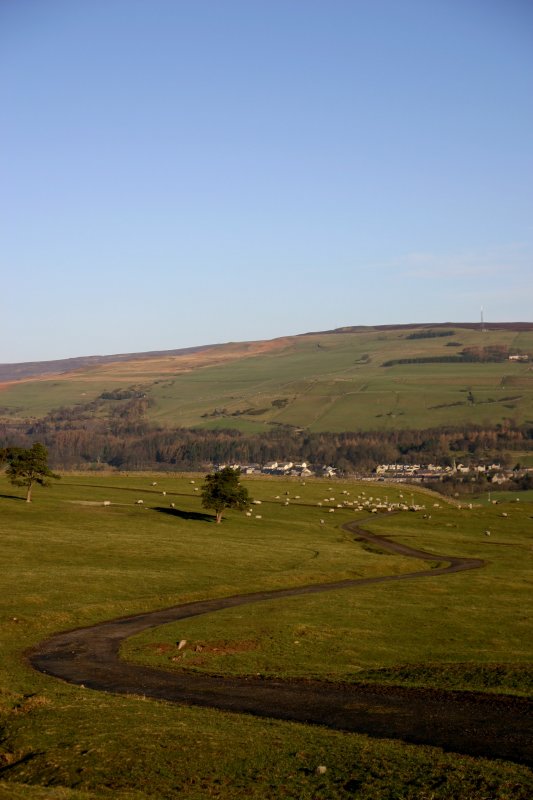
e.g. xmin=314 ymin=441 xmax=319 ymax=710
xmin=153 ymin=506 xmax=214 ymax=522
xmin=0 ymin=493 xmax=26 ymax=501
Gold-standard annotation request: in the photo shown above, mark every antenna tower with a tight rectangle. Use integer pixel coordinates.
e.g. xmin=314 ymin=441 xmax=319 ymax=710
xmin=480 ymin=306 xmax=486 ymax=332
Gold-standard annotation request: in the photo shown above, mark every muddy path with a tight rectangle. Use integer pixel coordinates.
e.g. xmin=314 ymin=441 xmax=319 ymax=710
xmin=28 ymin=519 xmax=532 ymax=767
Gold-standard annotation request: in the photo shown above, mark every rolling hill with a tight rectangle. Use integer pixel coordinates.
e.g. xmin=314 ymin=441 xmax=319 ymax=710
xmin=1 ymin=323 xmax=533 ymax=433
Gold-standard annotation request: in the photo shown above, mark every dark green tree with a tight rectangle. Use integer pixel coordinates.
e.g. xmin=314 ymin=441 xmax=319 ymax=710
xmin=201 ymin=467 xmax=250 ymax=523
xmin=5 ymin=442 xmax=60 ymax=502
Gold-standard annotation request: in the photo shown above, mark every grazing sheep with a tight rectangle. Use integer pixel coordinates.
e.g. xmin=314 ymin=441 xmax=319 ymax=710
xmin=136 ymin=499 xmax=144 ymax=505
xmin=152 ymin=482 xmax=157 ymax=486
xmin=328 ymin=508 xmax=335 ymax=513
xmin=103 ymin=501 xmax=111 ymax=506
xmin=255 ymin=515 xmax=262 ymax=519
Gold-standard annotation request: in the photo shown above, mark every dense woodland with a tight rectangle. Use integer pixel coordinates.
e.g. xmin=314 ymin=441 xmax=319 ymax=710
xmin=1 ymin=396 xmax=532 ymax=473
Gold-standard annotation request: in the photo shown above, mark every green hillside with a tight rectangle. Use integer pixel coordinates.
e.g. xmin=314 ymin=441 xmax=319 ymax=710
xmin=1 ymin=325 xmax=533 ymax=432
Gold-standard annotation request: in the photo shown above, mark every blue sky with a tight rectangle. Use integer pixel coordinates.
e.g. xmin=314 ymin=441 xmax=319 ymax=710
xmin=2 ymin=0 xmax=532 ymax=362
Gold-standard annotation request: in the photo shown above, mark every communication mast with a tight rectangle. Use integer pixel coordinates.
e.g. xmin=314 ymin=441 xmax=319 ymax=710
xmin=480 ymin=306 xmax=486 ymax=332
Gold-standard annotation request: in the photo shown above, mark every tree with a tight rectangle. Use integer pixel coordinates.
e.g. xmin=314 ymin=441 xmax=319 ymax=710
xmin=201 ymin=467 xmax=250 ymax=523
xmin=5 ymin=442 xmax=60 ymax=502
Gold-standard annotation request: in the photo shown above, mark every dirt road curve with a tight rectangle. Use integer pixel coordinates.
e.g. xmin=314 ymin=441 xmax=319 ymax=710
xmin=29 ymin=520 xmax=533 ymax=766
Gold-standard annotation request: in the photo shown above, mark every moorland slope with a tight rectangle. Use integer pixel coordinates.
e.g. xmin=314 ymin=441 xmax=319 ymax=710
xmin=1 ymin=323 xmax=532 ymax=433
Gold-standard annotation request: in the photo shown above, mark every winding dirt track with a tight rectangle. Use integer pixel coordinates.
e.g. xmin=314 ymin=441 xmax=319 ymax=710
xmin=29 ymin=520 xmax=533 ymax=767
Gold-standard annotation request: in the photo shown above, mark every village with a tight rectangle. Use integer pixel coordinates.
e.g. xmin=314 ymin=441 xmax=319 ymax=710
xmin=215 ymin=459 xmax=531 ymax=484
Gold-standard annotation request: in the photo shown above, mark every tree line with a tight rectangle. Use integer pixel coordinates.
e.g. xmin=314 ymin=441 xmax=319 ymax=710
xmin=1 ymin=412 xmax=532 ymax=472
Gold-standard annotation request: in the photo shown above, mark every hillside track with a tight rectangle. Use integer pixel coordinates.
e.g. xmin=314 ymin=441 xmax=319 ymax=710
xmin=28 ymin=519 xmax=533 ymax=767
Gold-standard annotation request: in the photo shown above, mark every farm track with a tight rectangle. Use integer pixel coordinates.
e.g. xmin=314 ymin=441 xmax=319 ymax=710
xmin=29 ymin=519 xmax=533 ymax=767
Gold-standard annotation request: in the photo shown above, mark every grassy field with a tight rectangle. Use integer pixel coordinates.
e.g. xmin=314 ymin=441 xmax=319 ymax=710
xmin=1 ymin=326 xmax=533 ymax=431
xmin=0 ymin=473 xmax=532 ymax=798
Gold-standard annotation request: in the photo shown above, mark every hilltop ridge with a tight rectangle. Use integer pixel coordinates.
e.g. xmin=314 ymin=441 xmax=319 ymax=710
xmin=2 ymin=322 xmax=533 ymax=384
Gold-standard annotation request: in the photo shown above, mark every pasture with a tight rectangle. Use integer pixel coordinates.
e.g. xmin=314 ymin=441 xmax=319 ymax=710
xmin=0 ymin=473 xmax=532 ymax=798
xmin=1 ymin=326 xmax=533 ymax=431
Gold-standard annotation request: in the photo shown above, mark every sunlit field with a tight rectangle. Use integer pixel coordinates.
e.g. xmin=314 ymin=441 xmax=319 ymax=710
xmin=1 ymin=473 xmax=532 ymax=799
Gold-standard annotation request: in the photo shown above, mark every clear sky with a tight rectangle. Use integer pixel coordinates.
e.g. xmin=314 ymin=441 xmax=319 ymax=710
xmin=2 ymin=0 xmax=532 ymax=363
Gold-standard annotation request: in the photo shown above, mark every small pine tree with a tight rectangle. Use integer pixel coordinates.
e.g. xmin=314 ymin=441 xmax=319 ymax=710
xmin=5 ymin=442 xmax=60 ymax=502
xmin=201 ymin=467 xmax=250 ymax=523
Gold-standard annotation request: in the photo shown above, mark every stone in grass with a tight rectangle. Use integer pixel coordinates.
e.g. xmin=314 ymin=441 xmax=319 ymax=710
xmin=177 ymin=639 xmax=187 ymax=650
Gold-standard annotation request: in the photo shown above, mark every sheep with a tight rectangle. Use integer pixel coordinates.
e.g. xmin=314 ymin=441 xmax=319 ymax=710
xmin=255 ymin=515 xmax=262 ymax=519
xmin=136 ymin=499 xmax=144 ymax=505
xmin=103 ymin=501 xmax=111 ymax=506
